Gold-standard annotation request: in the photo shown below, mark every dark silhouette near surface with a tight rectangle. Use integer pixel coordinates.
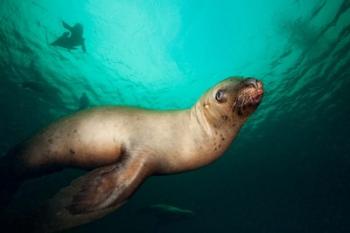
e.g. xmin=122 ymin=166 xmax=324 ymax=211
xmin=51 ymin=21 xmax=86 ymax=52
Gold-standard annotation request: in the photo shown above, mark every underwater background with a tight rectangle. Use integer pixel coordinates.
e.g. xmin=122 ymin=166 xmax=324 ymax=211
xmin=0 ymin=0 xmax=349 ymax=232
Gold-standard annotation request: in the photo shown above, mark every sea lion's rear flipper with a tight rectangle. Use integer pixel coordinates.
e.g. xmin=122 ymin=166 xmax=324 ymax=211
xmin=33 ymin=155 xmax=150 ymax=233
xmin=0 ymin=148 xmax=23 ymax=209
xmin=62 ymin=21 xmax=73 ymax=31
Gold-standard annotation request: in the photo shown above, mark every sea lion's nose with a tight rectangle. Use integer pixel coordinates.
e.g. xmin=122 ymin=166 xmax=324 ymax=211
xmin=244 ymin=78 xmax=259 ymax=88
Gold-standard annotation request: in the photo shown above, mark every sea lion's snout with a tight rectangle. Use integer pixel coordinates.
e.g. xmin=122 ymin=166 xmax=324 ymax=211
xmin=243 ymin=78 xmax=263 ymax=93
xmin=240 ymin=78 xmax=264 ymax=105
xmin=232 ymin=78 xmax=264 ymax=116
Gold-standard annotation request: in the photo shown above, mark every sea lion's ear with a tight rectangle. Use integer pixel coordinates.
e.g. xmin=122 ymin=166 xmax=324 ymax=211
xmin=215 ymin=89 xmax=227 ymax=103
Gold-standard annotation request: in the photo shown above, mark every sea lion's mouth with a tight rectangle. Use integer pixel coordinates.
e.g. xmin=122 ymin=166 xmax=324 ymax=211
xmin=233 ymin=79 xmax=264 ymax=115
xmin=250 ymin=89 xmax=264 ymax=105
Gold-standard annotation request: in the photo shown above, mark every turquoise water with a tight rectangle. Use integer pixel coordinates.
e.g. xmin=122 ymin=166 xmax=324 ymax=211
xmin=0 ymin=0 xmax=349 ymax=232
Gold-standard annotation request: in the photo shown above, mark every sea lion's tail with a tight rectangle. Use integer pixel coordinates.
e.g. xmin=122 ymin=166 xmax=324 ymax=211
xmin=0 ymin=177 xmax=20 ymax=209
xmin=0 ymin=150 xmax=22 ymax=210
xmin=0 ymin=210 xmax=37 ymax=233
xmin=0 ymin=151 xmax=33 ymax=233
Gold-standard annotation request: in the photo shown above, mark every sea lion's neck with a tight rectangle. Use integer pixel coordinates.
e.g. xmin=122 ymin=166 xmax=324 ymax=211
xmin=191 ymin=100 xmax=244 ymax=136
xmin=157 ymin=102 xmax=243 ymax=174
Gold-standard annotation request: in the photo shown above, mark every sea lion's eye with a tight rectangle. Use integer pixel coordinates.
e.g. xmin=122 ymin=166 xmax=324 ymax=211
xmin=215 ymin=89 xmax=226 ymax=103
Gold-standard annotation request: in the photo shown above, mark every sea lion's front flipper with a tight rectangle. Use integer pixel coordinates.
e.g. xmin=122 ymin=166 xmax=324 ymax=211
xmin=34 ymin=154 xmax=151 ymax=233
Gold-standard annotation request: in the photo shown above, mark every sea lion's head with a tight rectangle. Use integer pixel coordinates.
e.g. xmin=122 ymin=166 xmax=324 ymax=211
xmin=198 ymin=77 xmax=264 ymax=125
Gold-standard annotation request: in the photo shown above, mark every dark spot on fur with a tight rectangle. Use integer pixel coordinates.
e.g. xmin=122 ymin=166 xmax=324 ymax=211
xmin=48 ymin=138 xmax=53 ymax=144
xmin=73 ymin=129 xmax=77 ymax=133
xmin=70 ymin=149 xmax=75 ymax=154
xmin=221 ymin=115 xmax=228 ymax=121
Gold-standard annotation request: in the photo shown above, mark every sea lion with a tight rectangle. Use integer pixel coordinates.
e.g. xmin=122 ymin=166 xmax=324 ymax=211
xmin=50 ymin=21 xmax=86 ymax=52
xmin=138 ymin=204 xmax=195 ymax=233
xmin=0 ymin=77 xmax=263 ymax=232
xmin=139 ymin=204 xmax=195 ymax=221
